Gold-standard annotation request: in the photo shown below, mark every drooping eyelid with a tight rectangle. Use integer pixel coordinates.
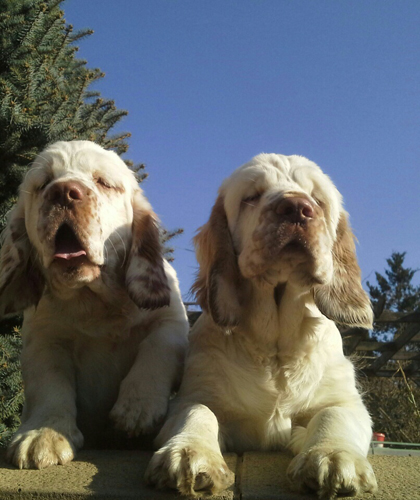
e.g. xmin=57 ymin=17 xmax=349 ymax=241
xmin=35 ymin=176 xmax=53 ymax=192
xmin=95 ymin=176 xmax=112 ymax=188
xmin=311 ymin=195 xmax=326 ymax=209
xmin=93 ymin=174 xmax=125 ymax=193
xmin=241 ymin=192 xmax=263 ymax=205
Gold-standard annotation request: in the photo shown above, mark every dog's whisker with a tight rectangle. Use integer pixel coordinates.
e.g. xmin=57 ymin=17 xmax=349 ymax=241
xmin=108 ymin=237 xmax=118 ymax=260
xmin=113 ymin=230 xmax=127 ymax=268
xmin=23 ymin=164 xmax=46 ymax=183
xmin=103 ymin=242 xmax=109 ymax=263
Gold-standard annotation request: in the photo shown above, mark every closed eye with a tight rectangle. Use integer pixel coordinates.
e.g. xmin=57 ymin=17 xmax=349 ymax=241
xmin=95 ymin=177 xmax=112 ymax=189
xmin=94 ymin=176 xmax=125 ymax=194
xmin=313 ymin=197 xmax=326 ymax=209
xmin=36 ymin=177 xmax=52 ymax=192
xmin=242 ymin=193 xmax=262 ymax=206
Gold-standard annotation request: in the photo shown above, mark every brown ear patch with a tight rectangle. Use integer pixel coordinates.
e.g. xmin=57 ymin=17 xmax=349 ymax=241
xmin=192 ymin=196 xmax=248 ymax=328
xmin=0 ymin=210 xmax=45 ymax=317
xmin=313 ymin=213 xmax=373 ymax=329
xmin=126 ymin=200 xmax=170 ymax=310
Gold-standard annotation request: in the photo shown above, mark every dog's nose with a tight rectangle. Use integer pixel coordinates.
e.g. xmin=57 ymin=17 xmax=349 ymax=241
xmin=276 ymin=197 xmax=315 ymax=223
xmin=45 ymin=181 xmax=87 ymax=206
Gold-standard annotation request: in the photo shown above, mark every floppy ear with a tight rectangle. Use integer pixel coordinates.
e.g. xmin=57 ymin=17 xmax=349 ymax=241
xmin=192 ymin=196 xmax=248 ymax=328
xmin=313 ymin=212 xmax=373 ymax=329
xmin=0 ymin=201 xmax=45 ymax=317
xmin=125 ymin=191 xmax=171 ymax=310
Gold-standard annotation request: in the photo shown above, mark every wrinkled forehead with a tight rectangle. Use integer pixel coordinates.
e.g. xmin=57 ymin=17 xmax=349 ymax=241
xmin=23 ymin=141 xmax=137 ymax=190
xmin=221 ymin=153 xmax=343 ymax=227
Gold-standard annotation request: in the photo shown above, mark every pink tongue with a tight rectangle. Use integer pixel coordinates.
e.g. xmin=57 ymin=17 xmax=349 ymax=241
xmin=54 ymin=224 xmax=87 ymax=260
xmin=54 ymin=250 xmax=87 ymax=260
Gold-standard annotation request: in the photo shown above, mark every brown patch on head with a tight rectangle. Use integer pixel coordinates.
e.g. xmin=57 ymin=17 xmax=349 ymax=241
xmin=192 ymin=196 xmax=249 ymax=328
xmin=313 ymin=213 xmax=373 ymax=328
xmin=125 ymin=191 xmax=170 ymax=310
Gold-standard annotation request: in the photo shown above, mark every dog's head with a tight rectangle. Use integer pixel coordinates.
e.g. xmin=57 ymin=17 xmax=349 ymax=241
xmin=0 ymin=140 xmax=170 ymax=315
xmin=193 ymin=154 xmax=372 ymax=329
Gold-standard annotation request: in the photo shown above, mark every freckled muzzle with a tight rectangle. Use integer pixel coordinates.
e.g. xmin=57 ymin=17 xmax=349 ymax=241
xmin=252 ymin=195 xmax=320 ymax=259
xmin=238 ymin=193 xmax=330 ymax=284
xmin=37 ymin=180 xmax=101 ymax=268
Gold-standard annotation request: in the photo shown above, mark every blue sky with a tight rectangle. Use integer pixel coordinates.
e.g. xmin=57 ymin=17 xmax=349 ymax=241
xmin=64 ymin=0 xmax=420 ymax=299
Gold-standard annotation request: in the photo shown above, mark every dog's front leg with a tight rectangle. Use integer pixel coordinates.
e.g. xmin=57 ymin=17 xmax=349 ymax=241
xmin=7 ymin=333 xmax=83 ymax=469
xmin=110 ymin=317 xmax=188 ymax=435
xmin=288 ymin=405 xmax=377 ymax=499
xmin=145 ymin=403 xmax=234 ymax=496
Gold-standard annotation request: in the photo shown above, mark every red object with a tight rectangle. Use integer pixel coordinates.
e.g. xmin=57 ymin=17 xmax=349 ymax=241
xmin=373 ymin=432 xmax=385 ymax=441
xmin=372 ymin=432 xmax=385 ymax=447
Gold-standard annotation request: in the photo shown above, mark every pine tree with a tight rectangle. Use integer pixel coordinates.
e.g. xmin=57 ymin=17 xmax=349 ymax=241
xmin=0 ymin=327 xmax=24 ymax=448
xmin=367 ymin=252 xmax=420 ymax=340
xmin=161 ymin=228 xmax=183 ymax=262
xmin=0 ymin=0 xmax=134 ymax=224
xmin=0 ymin=0 xmax=145 ymax=446
xmin=361 ymin=252 xmax=420 ymax=443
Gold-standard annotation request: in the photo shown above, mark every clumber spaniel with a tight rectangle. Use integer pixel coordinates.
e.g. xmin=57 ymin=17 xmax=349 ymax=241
xmin=0 ymin=141 xmax=189 ymax=469
xmin=146 ymin=154 xmax=377 ymax=499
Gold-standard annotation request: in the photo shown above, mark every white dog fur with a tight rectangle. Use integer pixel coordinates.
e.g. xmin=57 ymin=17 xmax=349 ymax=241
xmin=146 ymin=154 xmax=377 ymax=499
xmin=0 ymin=140 xmax=189 ymax=469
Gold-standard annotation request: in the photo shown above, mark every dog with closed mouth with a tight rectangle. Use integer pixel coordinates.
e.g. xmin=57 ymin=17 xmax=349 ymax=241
xmin=146 ymin=153 xmax=377 ymax=499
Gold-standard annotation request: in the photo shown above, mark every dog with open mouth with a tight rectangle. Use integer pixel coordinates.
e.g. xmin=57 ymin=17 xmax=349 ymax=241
xmin=0 ymin=140 xmax=189 ymax=469
xmin=145 ymin=154 xmax=377 ymax=499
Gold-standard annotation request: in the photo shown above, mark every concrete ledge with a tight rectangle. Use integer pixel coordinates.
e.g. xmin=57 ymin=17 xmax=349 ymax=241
xmin=1 ymin=450 xmax=419 ymax=499
xmin=241 ymin=452 xmax=420 ymax=500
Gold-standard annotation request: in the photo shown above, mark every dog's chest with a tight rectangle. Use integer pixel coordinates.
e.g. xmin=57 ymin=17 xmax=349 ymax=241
xmin=252 ymin=342 xmax=324 ymax=419
xmin=274 ymin=353 xmax=323 ymax=415
xmin=220 ymin=348 xmax=323 ymax=452
xmin=57 ymin=291 xmax=150 ymax=342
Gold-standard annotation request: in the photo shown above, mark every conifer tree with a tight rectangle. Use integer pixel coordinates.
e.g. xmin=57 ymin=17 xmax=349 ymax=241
xmin=0 ymin=0 xmax=144 ymax=446
xmin=361 ymin=252 xmax=420 ymax=443
xmin=0 ymin=0 xmax=136 ymax=227
xmin=367 ymin=252 xmax=420 ymax=340
xmin=0 ymin=327 xmax=24 ymax=447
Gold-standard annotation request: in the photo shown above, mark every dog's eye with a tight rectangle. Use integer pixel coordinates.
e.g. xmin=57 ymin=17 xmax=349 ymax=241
xmin=95 ymin=177 xmax=112 ymax=189
xmin=313 ymin=197 xmax=325 ymax=209
xmin=37 ymin=178 xmax=52 ymax=191
xmin=242 ymin=193 xmax=262 ymax=206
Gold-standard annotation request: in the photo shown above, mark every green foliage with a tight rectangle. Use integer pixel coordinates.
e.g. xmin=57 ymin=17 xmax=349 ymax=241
xmin=161 ymin=227 xmax=183 ymax=262
xmin=367 ymin=251 xmax=420 ymax=314
xmin=0 ymin=0 xmax=134 ymax=214
xmin=367 ymin=252 xmax=420 ymax=340
xmin=0 ymin=327 xmax=24 ymax=448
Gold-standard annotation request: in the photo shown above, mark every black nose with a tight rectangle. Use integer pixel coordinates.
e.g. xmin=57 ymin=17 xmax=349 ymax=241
xmin=276 ymin=197 xmax=315 ymax=223
xmin=45 ymin=181 xmax=87 ymax=206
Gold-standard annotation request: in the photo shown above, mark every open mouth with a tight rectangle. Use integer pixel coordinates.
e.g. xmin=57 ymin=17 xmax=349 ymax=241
xmin=54 ymin=223 xmax=87 ymax=260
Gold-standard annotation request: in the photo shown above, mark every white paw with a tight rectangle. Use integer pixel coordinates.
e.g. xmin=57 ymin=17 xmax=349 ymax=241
xmin=287 ymin=448 xmax=378 ymax=499
xmin=7 ymin=425 xmax=83 ymax=469
xmin=145 ymin=437 xmax=235 ymax=496
xmin=110 ymin=385 xmax=169 ymax=436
